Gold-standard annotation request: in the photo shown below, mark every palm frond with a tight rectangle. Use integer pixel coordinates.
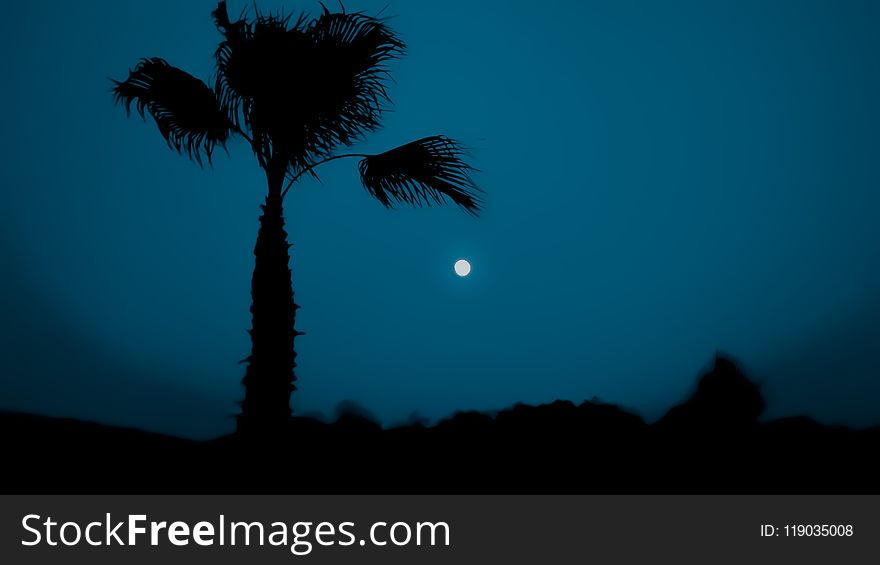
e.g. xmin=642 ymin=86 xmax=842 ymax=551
xmin=302 ymin=7 xmax=406 ymax=152
xmin=112 ymin=58 xmax=231 ymax=165
xmin=309 ymin=6 xmax=405 ymax=75
xmin=358 ymin=136 xmax=481 ymax=215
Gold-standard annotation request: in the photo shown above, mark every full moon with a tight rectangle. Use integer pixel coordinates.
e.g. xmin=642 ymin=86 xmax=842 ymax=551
xmin=454 ymin=259 xmax=471 ymax=277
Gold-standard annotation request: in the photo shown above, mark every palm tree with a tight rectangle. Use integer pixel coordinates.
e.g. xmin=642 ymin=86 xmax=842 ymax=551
xmin=112 ymin=1 xmax=481 ymax=437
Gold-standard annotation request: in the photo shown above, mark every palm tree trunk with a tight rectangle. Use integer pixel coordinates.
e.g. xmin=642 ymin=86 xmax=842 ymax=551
xmin=237 ymin=163 xmax=298 ymax=437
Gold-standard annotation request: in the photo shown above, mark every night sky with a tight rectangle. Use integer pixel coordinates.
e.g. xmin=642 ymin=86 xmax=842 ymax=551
xmin=1 ymin=0 xmax=878 ymax=438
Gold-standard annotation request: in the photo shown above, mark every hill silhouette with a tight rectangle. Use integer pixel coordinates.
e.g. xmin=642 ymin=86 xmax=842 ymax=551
xmin=1 ymin=354 xmax=877 ymax=493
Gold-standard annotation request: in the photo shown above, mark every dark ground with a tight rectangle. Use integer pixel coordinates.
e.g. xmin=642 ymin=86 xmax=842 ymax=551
xmin=2 ymin=355 xmax=877 ymax=493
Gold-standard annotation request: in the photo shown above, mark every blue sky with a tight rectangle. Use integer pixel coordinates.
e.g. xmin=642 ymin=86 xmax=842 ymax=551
xmin=1 ymin=0 xmax=878 ymax=438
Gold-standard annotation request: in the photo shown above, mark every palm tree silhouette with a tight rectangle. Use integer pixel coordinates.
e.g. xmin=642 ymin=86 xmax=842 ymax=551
xmin=111 ymin=1 xmax=481 ymax=437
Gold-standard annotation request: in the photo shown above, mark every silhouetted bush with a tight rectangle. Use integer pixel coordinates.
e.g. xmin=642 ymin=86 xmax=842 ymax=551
xmin=657 ymin=353 xmax=765 ymax=433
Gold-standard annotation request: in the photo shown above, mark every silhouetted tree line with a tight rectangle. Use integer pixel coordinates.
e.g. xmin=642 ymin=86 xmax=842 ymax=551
xmin=2 ymin=355 xmax=877 ymax=493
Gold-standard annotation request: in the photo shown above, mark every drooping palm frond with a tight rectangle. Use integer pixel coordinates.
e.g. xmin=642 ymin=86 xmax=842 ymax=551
xmin=112 ymin=58 xmax=231 ymax=165
xmin=304 ymin=7 xmax=406 ymax=148
xmin=358 ymin=136 xmax=482 ymax=215
xmin=210 ymin=1 xmax=405 ymax=173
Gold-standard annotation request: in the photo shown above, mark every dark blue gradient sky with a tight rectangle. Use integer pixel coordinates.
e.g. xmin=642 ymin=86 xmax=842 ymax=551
xmin=1 ymin=0 xmax=878 ymax=438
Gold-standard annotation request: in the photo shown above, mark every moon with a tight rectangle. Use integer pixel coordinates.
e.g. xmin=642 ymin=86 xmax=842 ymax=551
xmin=454 ymin=259 xmax=471 ymax=277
